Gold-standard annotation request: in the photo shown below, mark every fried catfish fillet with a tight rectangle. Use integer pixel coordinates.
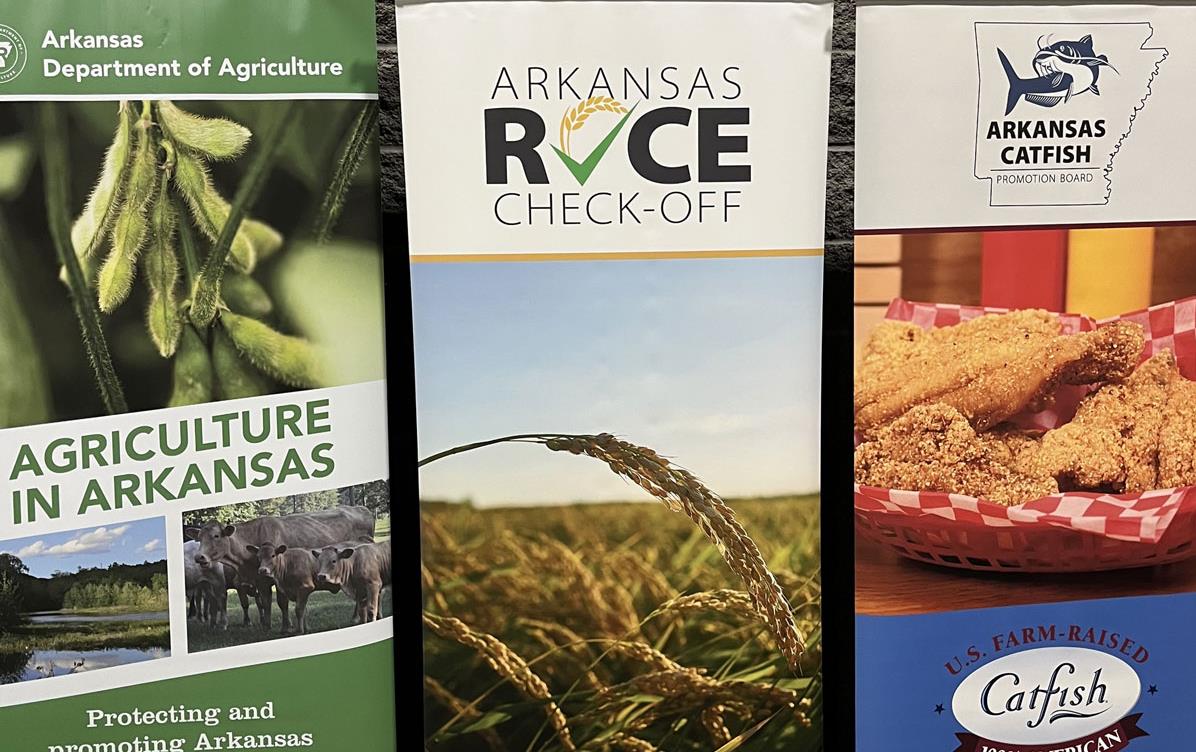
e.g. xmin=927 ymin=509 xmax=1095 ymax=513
xmin=1030 ymin=352 xmax=1178 ymax=493
xmin=854 ymin=403 xmax=1058 ymax=506
xmin=855 ymin=312 xmax=1144 ymax=436
xmin=1159 ymin=378 xmax=1196 ymax=489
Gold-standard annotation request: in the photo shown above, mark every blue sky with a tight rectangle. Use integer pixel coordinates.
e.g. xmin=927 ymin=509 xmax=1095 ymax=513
xmin=0 ymin=518 xmax=166 ymax=578
xmin=411 ymin=256 xmax=822 ymax=507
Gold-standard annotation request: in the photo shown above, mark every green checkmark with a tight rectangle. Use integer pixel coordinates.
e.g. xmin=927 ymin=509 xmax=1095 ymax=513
xmin=551 ymin=102 xmax=638 ymax=186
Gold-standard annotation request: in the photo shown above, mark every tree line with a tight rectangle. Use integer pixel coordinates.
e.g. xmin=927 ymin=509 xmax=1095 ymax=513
xmin=182 ymin=480 xmax=390 ymax=527
xmin=0 ymin=553 xmax=168 ymax=626
xmin=62 ymin=574 xmax=167 ymax=611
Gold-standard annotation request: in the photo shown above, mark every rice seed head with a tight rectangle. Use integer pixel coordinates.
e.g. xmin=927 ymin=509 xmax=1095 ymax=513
xmin=157 ymin=100 xmax=252 ymax=160
xmin=71 ymin=101 xmax=135 ymax=260
xmin=211 ymin=326 xmax=272 ymax=399
xmin=166 ymin=326 xmax=213 ymax=407
xmin=517 ymin=618 xmax=591 ymax=656
xmin=219 ymin=311 xmax=327 ymax=388
xmin=419 ymin=512 xmax=460 ymax=555
xmin=598 ymin=639 xmax=697 ymax=676
xmin=220 ymin=272 xmax=274 ymax=318
xmin=607 ymin=552 xmax=676 ymax=607
xmin=541 ymin=434 xmax=805 ymax=672
xmin=520 ymin=625 xmax=603 ymax=690
xmin=558 ymin=96 xmax=629 ymax=154
xmin=609 ymin=736 xmax=658 ymax=752
xmin=172 ymin=148 xmax=257 ymax=273
xmin=143 ymin=171 xmax=182 ymax=357
xmin=423 ymin=612 xmax=576 ymax=751
xmin=98 ymin=116 xmax=159 ymax=312
xmin=701 ymin=706 xmax=733 ymax=747
xmin=538 ymin=535 xmax=638 ymax=636
xmin=597 ymin=669 xmax=799 ymax=714
xmin=657 ymin=589 xmax=759 ymax=621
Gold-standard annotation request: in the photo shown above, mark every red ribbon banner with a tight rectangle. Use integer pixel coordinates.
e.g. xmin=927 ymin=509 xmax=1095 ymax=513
xmin=953 ymin=714 xmax=1148 ymax=752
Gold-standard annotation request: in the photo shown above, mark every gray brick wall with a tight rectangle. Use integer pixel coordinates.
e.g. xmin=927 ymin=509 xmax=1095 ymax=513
xmin=376 ymin=0 xmax=854 ymax=249
xmin=828 ymin=0 xmax=854 ymax=271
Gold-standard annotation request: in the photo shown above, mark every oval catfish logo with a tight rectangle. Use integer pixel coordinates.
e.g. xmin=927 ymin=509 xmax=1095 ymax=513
xmin=952 ymin=647 xmax=1140 ymax=745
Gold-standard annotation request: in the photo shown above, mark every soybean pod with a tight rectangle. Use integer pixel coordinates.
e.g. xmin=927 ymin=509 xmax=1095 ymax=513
xmin=211 ymin=326 xmax=272 ymax=399
xmin=143 ymin=165 xmax=182 ymax=357
xmin=156 ymin=101 xmax=251 ymax=161
xmin=220 ymin=311 xmax=327 ymax=388
xmin=166 ymin=326 xmax=213 ymax=407
xmin=71 ymin=101 xmax=136 ymax=262
xmin=173 ymin=149 xmax=257 ymax=273
xmin=97 ymin=109 xmax=159 ymax=313
xmin=221 ymin=272 xmax=274 ymax=318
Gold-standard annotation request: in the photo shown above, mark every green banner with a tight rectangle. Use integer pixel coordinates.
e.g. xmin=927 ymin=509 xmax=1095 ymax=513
xmin=0 ymin=1 xmax=377 ymax=97
xmin=0 ymin=640 xmax=396 ymax=750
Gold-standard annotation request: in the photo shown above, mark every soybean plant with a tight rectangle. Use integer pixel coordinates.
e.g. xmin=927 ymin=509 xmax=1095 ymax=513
xmin=68 ymin=100 xmax=327 ymax=407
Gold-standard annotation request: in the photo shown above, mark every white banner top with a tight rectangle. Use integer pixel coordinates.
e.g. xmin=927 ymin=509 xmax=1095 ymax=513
xmin=397 ymin=1 xmax=832 ymax=260
xmin=856 ymin=2 xmax=1196 ymax=232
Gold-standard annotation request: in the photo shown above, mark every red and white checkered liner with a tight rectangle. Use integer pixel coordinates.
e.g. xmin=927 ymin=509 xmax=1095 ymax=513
xmin=855 ymin=297 xmax=1196 ymax=570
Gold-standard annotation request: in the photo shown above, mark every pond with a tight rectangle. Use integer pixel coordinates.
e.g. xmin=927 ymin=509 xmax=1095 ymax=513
xmin=25 ymin=611 xmax=169 ymax=624
xmin=0 ymin=646 xmax=168 ymax=683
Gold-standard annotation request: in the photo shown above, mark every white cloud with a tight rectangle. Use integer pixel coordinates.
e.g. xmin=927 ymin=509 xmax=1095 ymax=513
xmin=10 ymin=525 xmax=131 ymax=559
xmin=140 ymin=539 xmax=163 ymax=554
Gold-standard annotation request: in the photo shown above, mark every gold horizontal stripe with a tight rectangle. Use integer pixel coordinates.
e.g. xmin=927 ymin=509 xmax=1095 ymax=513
xmin=410 ymin=248 xmax=825 ymax=263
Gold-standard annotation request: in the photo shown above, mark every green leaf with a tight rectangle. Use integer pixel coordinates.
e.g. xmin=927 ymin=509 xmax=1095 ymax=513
xmin=456 ymin=711 xmax=511 ymax=734
xmin=0 ymin=213 xmax=50 ymax=427
xmin=0 ymin=136 xmax=34 ymax=200
xmin=273 ymin=241 xmax=384 ymax=385
xmin=218 ymin=100 xmax=354 ymax=189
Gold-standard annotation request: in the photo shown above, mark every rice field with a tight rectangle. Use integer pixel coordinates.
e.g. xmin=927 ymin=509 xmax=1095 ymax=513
xmin=420 ymin=494 xmax=821 ymax=752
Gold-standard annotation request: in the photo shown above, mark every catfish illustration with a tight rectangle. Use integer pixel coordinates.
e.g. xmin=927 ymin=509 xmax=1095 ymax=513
xmin=998 ymin=34 xmax=1116 ymax=116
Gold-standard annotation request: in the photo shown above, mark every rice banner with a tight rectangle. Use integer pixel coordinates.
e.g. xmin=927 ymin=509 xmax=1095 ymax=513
xmin=0 ymin=2 xmax=394 ymax=750
xmin=396 ymin=1 xmax=830 ymax=750
xmin=855 ymin=2 xmax=1196 ymax=751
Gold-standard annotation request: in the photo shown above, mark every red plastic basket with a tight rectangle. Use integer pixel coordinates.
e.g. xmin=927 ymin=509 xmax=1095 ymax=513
xmin=854 ymin=297 xmax=1196 ymax=573
xmin=855 ymin=492 xmax=1196 ymax=573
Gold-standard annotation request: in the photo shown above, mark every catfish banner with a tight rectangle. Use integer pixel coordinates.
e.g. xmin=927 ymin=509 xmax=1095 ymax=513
xmin=397 ymin=1 xmax=830 ymax=749
xmin=0 ymin=2 xmax=393 ymax=750
xmin=855 ymin=3 xmax=1196 ymax=751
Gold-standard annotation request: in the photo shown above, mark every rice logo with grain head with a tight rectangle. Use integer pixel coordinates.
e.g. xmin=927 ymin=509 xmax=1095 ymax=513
xmin=552 ymin=96 xmax=635 ymax=186
xmin=973 ymin=22 xmax=1166 ymax=207
xmin=0 ymin=24 xmax=27 ymax=84
xmin=484 ymin=65 xmax=752 ymax=227
xmin=951 ymin=647 xmax=1147 ymax=751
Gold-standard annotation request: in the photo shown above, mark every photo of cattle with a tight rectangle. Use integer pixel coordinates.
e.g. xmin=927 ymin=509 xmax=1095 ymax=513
xmin=181 ymin=480 xmax=390 ymax=652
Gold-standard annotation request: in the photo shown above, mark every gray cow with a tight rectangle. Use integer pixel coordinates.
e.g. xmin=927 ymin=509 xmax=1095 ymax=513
xmin=312 ymin=539 xmax=391 ymax=624
xmin=186 ymin=506 xmax=375 ymax=632
xmin=183 ymin=540 xmax=229 ymax=629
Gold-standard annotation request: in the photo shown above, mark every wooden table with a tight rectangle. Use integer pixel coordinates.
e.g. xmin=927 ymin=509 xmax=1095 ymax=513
xmin=856 ymin=535 xmax=1196 ymax=616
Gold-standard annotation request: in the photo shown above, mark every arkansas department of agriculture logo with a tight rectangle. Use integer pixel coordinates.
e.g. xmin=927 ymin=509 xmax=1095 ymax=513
xmin=0 ymin=24 xmax=28 ymax=84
